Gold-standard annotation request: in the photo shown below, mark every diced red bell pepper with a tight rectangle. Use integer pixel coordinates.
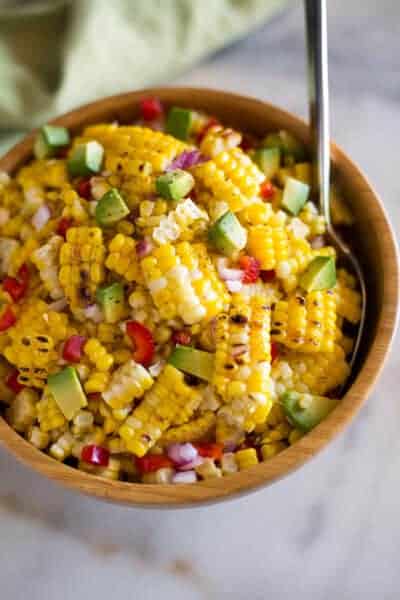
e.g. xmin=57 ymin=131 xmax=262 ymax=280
xmin=239 ymin=133 xmax=255 ymax=152
xmin=171 ymin=330 xmax=192 ymax=346
xmin=126 ymin=321 xmax=155 ymax=367
xmin=238 ymin=255 xmax=261 ymax=284
xmin=260 ymin=269 xmax=276 ymax=283
xmin=81 ymin=444 xmax=110 ymax=467
xmin=87 ymin=392 xmax=102 ymax=401
xmin=5 ymin=369 xmax=25 ymax=394
xmin=76 ymin=177 xmax=92 ymax=200
xmin=140 ymin=97 xmax=163 ymax=121
xmin=260 ymin=181 xmax=275 ymax=200
xmin=196 ymin=117 xmax=220 ymax=143
xmin=271 ymin=341 xmax=279 ymax=363
xmin=62 ymin=335 xmax=86 ymax=363
xmin=195 ymin=443 xmax=223 ymax=461
xmin=56 ymin=217 xmax=73 ymax=238
xmin=135 ymin=454 xmax=173 ymax=474
xmin=2 ymin=263 xmax=30 ymax=302
xmin=0 ymin=305 xmax=16 ymax=331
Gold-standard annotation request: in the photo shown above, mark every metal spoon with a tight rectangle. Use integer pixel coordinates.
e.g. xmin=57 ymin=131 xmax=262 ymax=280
xmin=305 ymin=0 xmax=366 ymax=376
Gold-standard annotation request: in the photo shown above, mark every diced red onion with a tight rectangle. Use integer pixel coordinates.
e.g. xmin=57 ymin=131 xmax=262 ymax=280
xmin=178 ymin=456 xmax=204 ymax=471
xmin=167 ymin=442 xmax=198 ymax=466
xmin=136 ymin=238 xmax=153 ymax=258
xmin=84 ymin=304 xmax=103 ymax=322
xmin=172 ymin=470 xmax=197 ymax=484
xmin=32 ymin=204 xmax=51 ymax=231
xmin=167 ymin=150 xmax=208 ymax=171
xmin=226 ymin=280 xmax=243 ymax=293
xmin=231 ymin=344 xmax=247 ymax=357
xmin=311 ymin=235 xmax=326 ymax=249
xmin=217 ymin=258 xmax=244 ymax=281
xmin=148 ymin=360 xmax=165 ymax=377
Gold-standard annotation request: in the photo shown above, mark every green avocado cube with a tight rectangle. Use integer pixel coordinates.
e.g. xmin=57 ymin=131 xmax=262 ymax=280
xmin=166 ymin=107 xmax=194 ymax=140
xmin=168 ymin=345 xmax=214 ymax=382
xmin=208 ymin=211 xmax=247 ymax=256
xmin=95 ymin=188 xmax=130 ymax=226
xmin=299 ymin=256 xmax=336 ymax=292
xmin=96 ymin=282 xmax=125 ymax=323
xmin=155 ymin=169 xmax=194 ymax=201
xmin=281 ymin=390 xmax=339 ymax=432
xmin=281 ymin=177 xmax=310 ymax=215
xmin=253 ymin=147 xmax=281 ymax=179
xmin=33 ymin=125 xmax=70 ymax=159
xmin=48 ymin=366 xmax=87 ymax=420
xmin=262 ymin=130 xmax=306 ymax=162
xmin=67 ymin=141 xmax=104 ymax=177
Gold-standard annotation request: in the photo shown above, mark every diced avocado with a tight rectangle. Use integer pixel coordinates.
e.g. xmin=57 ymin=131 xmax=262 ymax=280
xmin=166 ymin=107 xmax=194 ymax=140
xmin=168 ymin=345 xmax=214 ymax=382
xmin=281 ymin=177 xmax=310 ymax=215
xmin=262 ymin=130 xmax=306 ymax=162
xmin=299 ymin=256 xmax=336 ymax=291
xmin=253 ymin=147 xmax=281 ymax=179
xmin=281 ymin=390 xmax=339 ymax=432
xmin=208 ymin=211 xmax=247 ymax=256
xmin=33 ymin=125 xmax=70 ymax=159
xmin=67 ymin=141 xmax=104 ymax=177
xmin=155 ymin=169 xmax=194 ymax=201
xmin=95 ymin=188 xmax=130 ymax=226
xmin=48 ymin=366 xmax=87 ymax=420
xmin=96 ymin=282 xmax=125 ymax=323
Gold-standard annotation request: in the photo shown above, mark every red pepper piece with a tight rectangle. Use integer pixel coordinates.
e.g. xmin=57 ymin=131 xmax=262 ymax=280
xmin=260 ymin=181 xmax=275 ymax=200
xmin=126 ymin=321 xmax=155 ymax=367
xmin=81 ymin=444 xmax=110 ymax=467
xmin=140 ymin=97 xmax=163 ymax=121
xmin=3 ymin=263 xmax=30 ymax=302
xmin=135 ymin=454 xmax=173 ymax=474
xmin=5 ymin=369 xmax=25 ymax=394
xmin=238 ymin=255 xmax=261 ymax=284
xmin=62 ymin=335 xmax=86 ymax=363
xmin=239 ymin=133 xmax=255 ymax=152
xmin=0 ymin=306 xmax=16 ymax=331
xmin=171 ymin=330 xmax=192 ymax=346
xmin=260 ymin=269 xmax=276 ymax=283
xmin=271 ymin=341 xmax=279 ymax=363
xmin=195 ymin=443 xmax=223 ymax=461
xmin=76 ymin=177 xmax=92 ymax=200
xmin=196 ymin=117 xmax=220 ymax=143
xmin=56 ymin=217 xmax=73 ymax=238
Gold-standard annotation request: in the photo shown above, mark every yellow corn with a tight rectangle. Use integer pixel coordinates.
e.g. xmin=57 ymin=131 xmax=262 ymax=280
xmin=298 ymin=203 xmax=326 ymax=236
xmin=49 ymin=431 xmax=74 ymax=461
xmin=215 ymin=417 xmax=245 ymax=447
xmin=235 ymin=448 xmax=259 ymax=470
xmin=261 ymin=441 xmax=287 ymax=460
xmin=334 ymin=268 xmax=362 ymax=324
xmin=159 ymin=411 xmax=216 ymax=447
xmin=199 ymin=125 xmax=242 ymax=157
xmin=79 ymin=457 xmax=121 ymax=480
xmin=10 ymin=237 xmax=39 ymax=276
xmin=71 ymin=410 xmax=94 ymax=435
xmin=247 ymin=214 xmax=290 ymax=270
xmin=105 ymin=233 xmax=143 ymax=283
xmin=17 ymin=160 xmax=68 ymax=190
xmin=84 ymin=371 xmax=110 ymax=394
xmin=31 ymin=235 xmax=64 ymax=299
xmin=152 ymin=199 xmax=208 ymax=245
xmin=28 ymin=426 xmax=50 ymax=449
xmin=272 ymin=290 xmax=336 ymax=353
xmin=6 ymin=389 xmax=38 ymax=432
xmin=118 ymin=365 xmax=202 ymax=456
xmin=61 ymin=188 xmax=88 ymax=223
xmin=220 ymin=452 xmax=238 ymax=474
xmin=102 ymin=359 xmax=154 ymax=409
xmin=214 ymin=293 xmax=272 ymax=431
xmin=84 ymin=338 xmax=114 ymax=372
xmin=37 ymin=388 xmax=66 ymax=432
xmin=59 ymin=226 xmax=105 ymax=309
xmin=195 ymin=457 xmax=222 ymax=479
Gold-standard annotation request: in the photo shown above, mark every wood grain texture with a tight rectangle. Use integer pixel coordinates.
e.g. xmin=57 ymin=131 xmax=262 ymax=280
xmin=0 ymin=88 xmax=398 ymax=507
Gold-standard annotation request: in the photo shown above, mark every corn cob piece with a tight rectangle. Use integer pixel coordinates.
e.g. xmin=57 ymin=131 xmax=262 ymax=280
xmin=49 ymin=431 xmax=74 ymax=461
xmin=84 ymin=371 xmax=110 ymax=394
xmin=213 ymin=148 xmax=265 ymax=197
xmin=102 ymin=359 xmax=154 ymax=410
xmin=235 ymin=448 xmax=259 ymax=470
xmin=152 ymin=199 xmax=208 ymax=245
xmin=272 ymin=290 xmax=336 ymax=353
xmin=247 ymin=213 xmax=290 ymax=270
xmin=272 ymin=344 xmax=350 ymax=396
xmin=334 ymin=268 xmax=362 ymax=324
xmin=59 ymin=226 xmax=105 ymax=308
xmin=105 ymin=233 xmax=143 ymax=283
xmin=298 ymin=202 xmax=326 ymax=236
xmin=159 ymin=411 xmax=216 ymax=447
xmin=238 ymin=199 xmax=274 ymax=226
xmin=141 ymin=241 xmax=228 ymax=324
xmin=118 ymin=364 xmax=202 ymax=456
xmin=6 ymin=389 xmax=38 ymax=433
xmin=275 ymin=233 xmax=314 ymax=292
xmin=37 ymin=388 xmax=66 ymax=432
xmin=216 ymin=417 xmax=245 ymax=447
xmin=199 ymin=125 xmax=242 ymax=157
xmin=17 ymin=159 xmax=68 ymax=190
xmin=84 ymin=338 xmax=114 ymax=372
xmin=214 ymin=293 xmax=273 ymax=431
xmin=31 ymin=235 xmax=64 ymax=299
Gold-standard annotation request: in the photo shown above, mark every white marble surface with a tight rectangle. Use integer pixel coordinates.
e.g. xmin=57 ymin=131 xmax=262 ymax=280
xmin=1 ymin=1 xmax=399 ymax=599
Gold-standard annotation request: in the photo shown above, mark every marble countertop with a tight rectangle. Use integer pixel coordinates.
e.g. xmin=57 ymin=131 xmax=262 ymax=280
xmin=1 ymin=1 xmax=399 ymax=598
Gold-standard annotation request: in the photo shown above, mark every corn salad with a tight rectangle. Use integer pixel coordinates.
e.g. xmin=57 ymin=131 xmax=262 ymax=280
xmin=0 ymin=98 xmax=361 ymax=484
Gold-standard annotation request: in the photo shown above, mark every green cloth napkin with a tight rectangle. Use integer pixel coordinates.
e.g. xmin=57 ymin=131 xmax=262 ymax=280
xmin=0 ymin=0 xmax=284 ymax=155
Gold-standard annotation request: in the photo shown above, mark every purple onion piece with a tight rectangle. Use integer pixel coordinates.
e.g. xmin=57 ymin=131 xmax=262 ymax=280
xmin=166 ymin=150 xmax=208 ymax=171
xmin=167 ymin=443 xmax=198 ymax=466
xmin=136 ymin=238 xmax=153 ymax=258
xmin=172 ymin=470 xmax=197 ymax=484
xmin=177 ymin=456 xmax=204 ymax=471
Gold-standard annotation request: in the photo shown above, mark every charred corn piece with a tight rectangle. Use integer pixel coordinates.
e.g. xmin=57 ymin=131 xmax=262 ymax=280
xmin=105 ymin=233 xmax=143 ymax=283
xmin=102 ymin=359 xmax=154 ymax=409
xmin=272 ymin=290 xmax=336 ymax=353
xmin=119 ymin=365 xmax=202 ymax=456
xmin=214 ymin=293 xmax=273 ymax=431
xmin=59 ymin=226 xmax=105 ymax=308
xmin=159 ymin=411 xmax=216 ymax=447
xmin=31 ymin=235 xmax=64 ymax=299
xmin=6 ymin=389 xmax=38 ymax=432
xmin=37 ymin=388 xmax=66 ymax=432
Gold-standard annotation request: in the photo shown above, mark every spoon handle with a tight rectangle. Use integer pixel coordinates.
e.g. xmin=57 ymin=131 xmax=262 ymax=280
xmin=305 ymin=0 xmax=331 ymax=225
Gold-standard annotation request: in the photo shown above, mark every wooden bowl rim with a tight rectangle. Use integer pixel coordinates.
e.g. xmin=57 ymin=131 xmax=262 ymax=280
xmin=0 ymin=87 xmax=398 ymax=507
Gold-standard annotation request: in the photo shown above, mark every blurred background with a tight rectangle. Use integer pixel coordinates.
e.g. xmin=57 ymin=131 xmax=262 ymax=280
xmin=0 ymin=1 xmax=399 ymax=599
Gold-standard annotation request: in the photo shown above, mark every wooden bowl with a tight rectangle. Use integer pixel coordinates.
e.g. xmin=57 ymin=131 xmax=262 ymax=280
xmin=0 ymin=88 xmax=398 ymax=507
